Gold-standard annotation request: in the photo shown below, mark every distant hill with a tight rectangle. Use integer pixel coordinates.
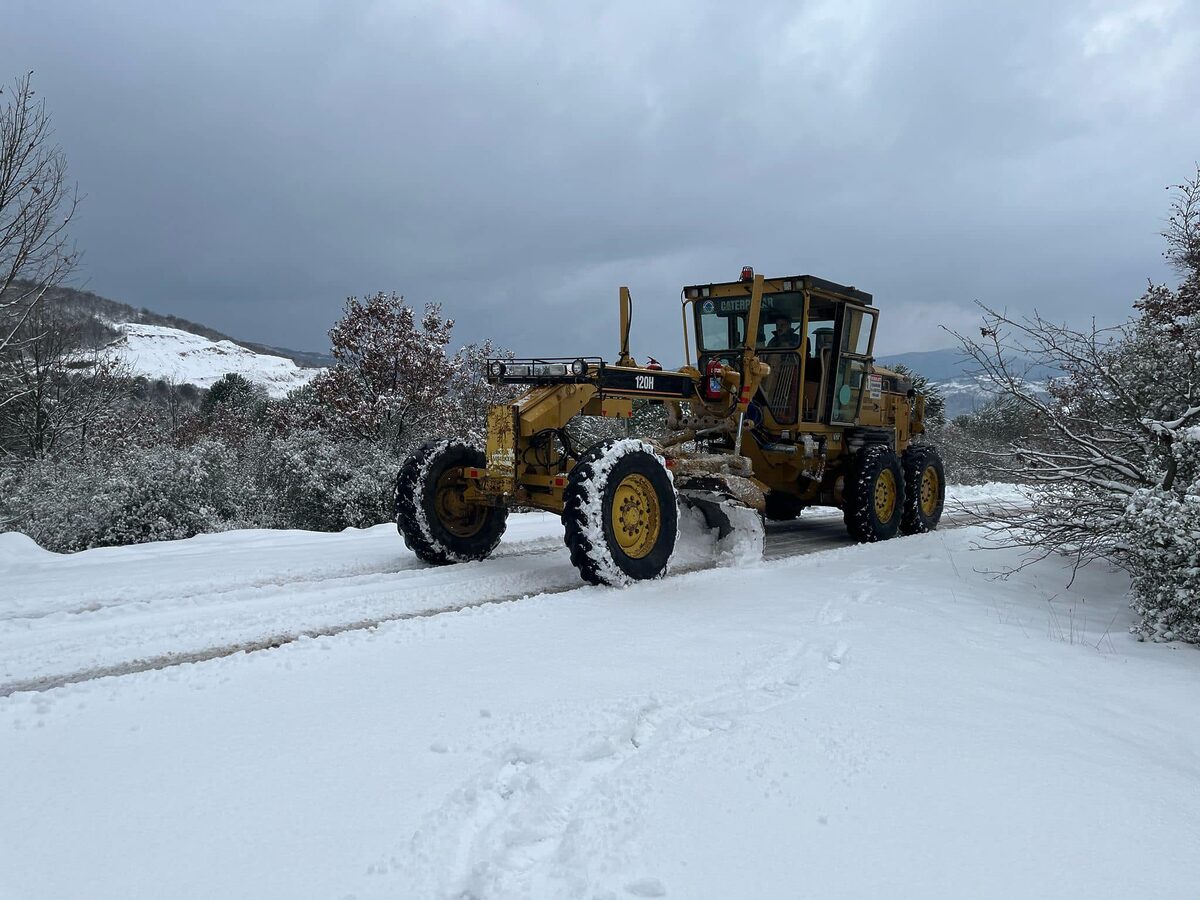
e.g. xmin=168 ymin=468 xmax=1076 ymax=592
xmin=1 ymin=282 xmax=330 ymax=398
xmin=104 ymin=323 xmax=318 ymax=398
xmin=30 ymin=283 xmax=335 ymax=369
xmin=876 ymin=348 xmax=974 ymax=382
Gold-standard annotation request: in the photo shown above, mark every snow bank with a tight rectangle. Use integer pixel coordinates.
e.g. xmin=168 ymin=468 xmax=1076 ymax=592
xmin=103 ymin=322 xmax=318 ymax=397
xmin=0 ymin=531 xmax=55 ymax=566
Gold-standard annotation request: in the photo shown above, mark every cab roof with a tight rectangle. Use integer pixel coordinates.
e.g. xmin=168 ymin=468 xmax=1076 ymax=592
xmin=683 ymin=273 xmax=873 ymax=306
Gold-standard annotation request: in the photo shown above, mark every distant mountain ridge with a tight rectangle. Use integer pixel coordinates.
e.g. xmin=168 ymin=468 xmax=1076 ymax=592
xmin=876 ymin=347 xmax=975 ymax=382
xmin=32 ymin=283 xmax=334 ymax=369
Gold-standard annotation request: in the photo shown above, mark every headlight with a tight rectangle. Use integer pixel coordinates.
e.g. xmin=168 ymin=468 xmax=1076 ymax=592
xmin=570 ymin=358 xmax=587 ymax=377
xmin=488 ymin=361 xmax=506 ymax=378
xmin=532 ymin=363 xmax=566 ymax=377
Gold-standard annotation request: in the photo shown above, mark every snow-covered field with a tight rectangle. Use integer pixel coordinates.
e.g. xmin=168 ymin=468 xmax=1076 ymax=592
xmin=103 ymin=322 xmax=318 ymax=397
xmin=3 ymin=489 xmax=1198 ymax=898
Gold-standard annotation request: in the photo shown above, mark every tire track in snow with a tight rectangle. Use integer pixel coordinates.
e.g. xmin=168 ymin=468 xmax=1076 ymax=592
xmin=4 ymin=534 xmax=566 ymax=623
xmin=0 ymin=510 xmax=991 ymax=697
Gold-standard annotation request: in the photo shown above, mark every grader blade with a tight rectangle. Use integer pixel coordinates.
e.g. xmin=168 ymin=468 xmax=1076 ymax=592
xmin=678 ymin=486 xmax=766 ymax=564
xmin=679 ymin=489 xmax=737 ymax=540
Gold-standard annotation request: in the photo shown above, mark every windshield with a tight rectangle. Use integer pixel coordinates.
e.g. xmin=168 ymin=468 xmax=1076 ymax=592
xmin=696 ymin=292 xmax=805 ymax=352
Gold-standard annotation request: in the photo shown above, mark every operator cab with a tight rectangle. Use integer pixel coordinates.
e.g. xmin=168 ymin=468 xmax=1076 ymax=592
xmin=686 ymin=271 xmax=877 ymax=430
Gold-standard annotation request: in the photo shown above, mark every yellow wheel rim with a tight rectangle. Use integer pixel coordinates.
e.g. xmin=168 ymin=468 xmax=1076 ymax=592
xmin=874 ymin=468 xmax=897 ymax=521
xmin=919 ymin=465 xmax=940 ymax=517
xmin=611 ymin=473 xmax=661 ymax=559
xmin=434 ymin=469 xmax=487 ymax=538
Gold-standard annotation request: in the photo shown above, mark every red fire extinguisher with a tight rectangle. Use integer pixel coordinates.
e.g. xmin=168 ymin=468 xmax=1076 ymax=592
xmin=704 ymin=357 xmax=723 ymax=401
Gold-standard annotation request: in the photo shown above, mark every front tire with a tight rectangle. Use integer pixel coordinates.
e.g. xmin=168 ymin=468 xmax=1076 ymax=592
xmin=843 ymin=445 xmax=904 ymax=542
xmin=396 ymin=440 xmax=507 ymax=565
xmin=562 ymin=439 xmax=678 ymax=586
xmin=900 ymin=444 xmax=946 ymax=534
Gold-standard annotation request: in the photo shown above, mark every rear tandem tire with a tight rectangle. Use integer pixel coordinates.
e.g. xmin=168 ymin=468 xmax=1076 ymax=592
xmin=843 ymin=444 xmax=905 ymax=543
xmin=395 ymin=440 xmax=508 ymax=565
xmin=562 ymin=439 xmax=678 ymax=586
xmin=900 ymin=444 xmax=946 ymax=534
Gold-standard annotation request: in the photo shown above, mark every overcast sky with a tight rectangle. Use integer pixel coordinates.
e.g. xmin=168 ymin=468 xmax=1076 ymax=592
xmin=4 ymin=0 xmax=1199 ymax=359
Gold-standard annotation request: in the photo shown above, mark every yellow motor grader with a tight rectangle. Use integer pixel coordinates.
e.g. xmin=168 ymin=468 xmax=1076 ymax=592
xmin=395 ymin=268 xmax=944 ymax=585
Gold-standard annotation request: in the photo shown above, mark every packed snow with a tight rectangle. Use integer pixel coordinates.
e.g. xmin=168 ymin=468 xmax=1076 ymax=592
xmin=2 ymin=486 xmax=1197 ymax=899
xmin=103 ymin=322 xmax=319 ymax=397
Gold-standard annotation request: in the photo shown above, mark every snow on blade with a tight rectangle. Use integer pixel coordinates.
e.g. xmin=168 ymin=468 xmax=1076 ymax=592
xmin=673 ymin=499 xmax=765 ymax=570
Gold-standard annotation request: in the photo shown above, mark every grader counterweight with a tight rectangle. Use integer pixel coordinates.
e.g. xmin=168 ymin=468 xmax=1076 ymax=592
xmin=395 ymin=269 xmax=945 ymax=585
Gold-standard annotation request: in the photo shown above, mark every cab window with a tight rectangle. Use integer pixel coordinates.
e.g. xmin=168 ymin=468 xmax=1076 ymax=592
xmin=695 ymin=292 xmax=805 ymax=352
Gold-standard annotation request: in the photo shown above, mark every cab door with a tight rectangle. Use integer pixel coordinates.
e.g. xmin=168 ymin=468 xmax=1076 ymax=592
xmin=828 ymin=305 xmax=878 ymax=425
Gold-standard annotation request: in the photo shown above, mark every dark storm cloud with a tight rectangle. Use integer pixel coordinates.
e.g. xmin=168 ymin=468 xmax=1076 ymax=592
xmin=4 ymin=0 xmax=1199 ymax=357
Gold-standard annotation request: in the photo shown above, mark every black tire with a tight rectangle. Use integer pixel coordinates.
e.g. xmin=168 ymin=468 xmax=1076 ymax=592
xmin=395 ymin=440 xmax=507 ymax=565
xmin=900 ymin=444 xmax=946 ymax=534
xmin=764 ymin=490 xmax=804 ymax=521
xmin=562 ymin=439 xmax=678 ymax=586
xmin=843 ymin=445 xmax=905 ymax=542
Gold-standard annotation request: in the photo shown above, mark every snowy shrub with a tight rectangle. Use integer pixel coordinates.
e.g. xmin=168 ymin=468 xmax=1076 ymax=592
xmin=257 ymin=429 xmax=399 ymax=531
xmin=936 ymin=396 xmax=1045 ymax=485
xmin=0 ymin=430 xmax=405 ymax=550
xmin=1 ymin=441 xmax=259 ymax=552
xmin=1125 ymin=485 xmax=1200 ymax=643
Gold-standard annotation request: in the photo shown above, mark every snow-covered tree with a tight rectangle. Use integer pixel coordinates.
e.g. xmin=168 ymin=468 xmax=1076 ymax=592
xmin=938 ymin=395 xmax=1046 ymax=485
xmin=311 ymin=292 xmax=457 ymax=451
xmin=952 ymin=168 xmax=1200 ymax=642
xmin=200 ymin=372 xmax=265 ymax=419
xmin=311 ymin=292 xmax=517 ymax=452
xmin=1120 ymin=171 xmax=1200 ymax=641
xmin=444 ymin=340 xmax=518 ymax=445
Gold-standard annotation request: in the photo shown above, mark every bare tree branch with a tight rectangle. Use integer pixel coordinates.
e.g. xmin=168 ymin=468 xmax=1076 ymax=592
xmin=0 ymin=72 xmax=80 ymax=358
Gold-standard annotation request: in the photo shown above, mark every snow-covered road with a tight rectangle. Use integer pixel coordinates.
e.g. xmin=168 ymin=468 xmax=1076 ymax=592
xmin=4 ymin=486 xmax=1198 ymax=899
xmin=0 ymin=486 xmax=1015 ymax=695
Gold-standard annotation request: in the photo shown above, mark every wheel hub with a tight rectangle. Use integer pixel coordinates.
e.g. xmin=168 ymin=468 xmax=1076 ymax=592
xmin=919 ymin=466 xmax=940 ymax=516
xmin=611 ymin=473 xmax=661 ymax=559
xmin=874 ymin=468 xmax=897 ymax=521
xmin=435 ymin=469 xmax=487 ymax=538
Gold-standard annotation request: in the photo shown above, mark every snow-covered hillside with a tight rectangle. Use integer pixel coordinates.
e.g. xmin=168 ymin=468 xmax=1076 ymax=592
xmin=2 ymin=490 xmax=1197 ymax=899
xmin=103 ymin=322 xmax=320 ymax=397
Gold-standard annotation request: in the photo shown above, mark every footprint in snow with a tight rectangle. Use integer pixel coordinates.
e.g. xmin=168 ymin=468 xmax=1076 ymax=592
xmin=827 ymin=641 xmax=850 ymax=670
xmin=625 ymin=877 xmax=667 ymax=897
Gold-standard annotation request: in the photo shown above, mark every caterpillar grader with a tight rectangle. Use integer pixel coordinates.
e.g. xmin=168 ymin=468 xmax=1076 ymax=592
xmin=395 ymin=268 xmax=945 ymax=585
